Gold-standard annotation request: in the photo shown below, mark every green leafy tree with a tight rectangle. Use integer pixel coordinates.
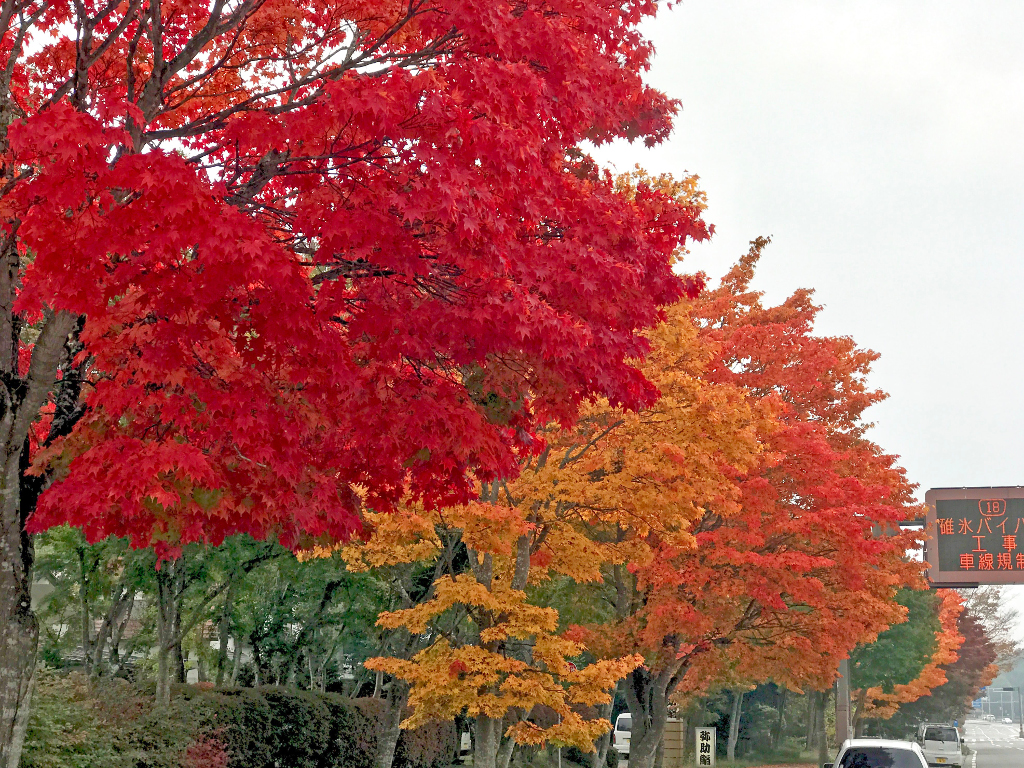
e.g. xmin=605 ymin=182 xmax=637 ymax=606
xmin=876 ymin=609 xmax=998 ymax=735
xmin=850 ymin=589 xmax=940 ymax=732
xmin=33 ymin=527 xmax=149 ymax=678
xmin=147 ymin=537 xmax=283 ymax=703
xmin=238 ymin=552 xmax=386 ymax=692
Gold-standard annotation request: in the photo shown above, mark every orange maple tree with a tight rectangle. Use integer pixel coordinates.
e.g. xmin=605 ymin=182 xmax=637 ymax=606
xmin=568 ymin=240 xmax=927 ymax=768
xmin=347 ymin=237 xmax=926 ymax=768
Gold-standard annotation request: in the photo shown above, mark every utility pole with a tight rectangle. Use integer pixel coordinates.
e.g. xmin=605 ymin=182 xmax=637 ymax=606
xmin=836 ymin=659 xmax=851 ymax=745
xmin=1018 ymin=687 xmax=1023 ymax=739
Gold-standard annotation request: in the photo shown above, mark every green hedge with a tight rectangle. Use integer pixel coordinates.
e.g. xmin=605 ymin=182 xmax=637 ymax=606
xmin=21 ymin=670 xmax=456 ymax=768
xmin=186 ymin=686 xmax=457 ymax=768
xmin=562 ymin=745 xmax=618 ymax=768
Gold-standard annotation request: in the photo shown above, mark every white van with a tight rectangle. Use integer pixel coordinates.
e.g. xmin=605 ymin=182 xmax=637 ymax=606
xmin=916 ymin=723 xmax=962 ymax=767
xmin=612 ymin=714 xmax=631 ymax=756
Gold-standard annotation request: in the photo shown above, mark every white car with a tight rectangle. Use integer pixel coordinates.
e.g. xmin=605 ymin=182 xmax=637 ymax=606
xmin=1002 ymin=717 xmax=1013 ymax=724
xmin=824 ymin=738 xmax=928 ymax=768
xmin=612 ymin=714 xmax=631 ymax=757
xmin=915 ymin=724 xmax=962 ymax=767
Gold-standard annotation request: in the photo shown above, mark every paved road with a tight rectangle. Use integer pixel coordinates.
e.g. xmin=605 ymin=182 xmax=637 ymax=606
xmin=963 ymin=719 xmax=1024 ymax=768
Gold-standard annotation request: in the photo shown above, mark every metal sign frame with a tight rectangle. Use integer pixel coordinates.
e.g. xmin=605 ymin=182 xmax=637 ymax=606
xmin=924 ymin=487 xmax=1024 ymax=587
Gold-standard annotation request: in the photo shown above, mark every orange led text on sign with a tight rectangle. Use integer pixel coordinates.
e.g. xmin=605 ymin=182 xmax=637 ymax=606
xmin=933 ymin=497 xmax=1024 ymax=576
xmin=980 ymin=499 xmax=1007 ymax=517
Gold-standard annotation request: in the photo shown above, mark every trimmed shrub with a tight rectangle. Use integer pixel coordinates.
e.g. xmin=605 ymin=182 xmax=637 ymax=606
xmin=195 ymin=688 xmax=276 ymax=768
xmin=21 ymin=670 xmax=135 ymax=768
xmin=262 ymin=688 xmax=333 ymax=768
xmin=183 ymin=735 xmax=230 ymax=768
xmin=325 ymin=696 xmax=378 ymax=768
xmin=23 ymin=676 xmax=456 ymax=768
xmin=394 ymin=718 xmax=458 ymax=768
xmin=561 ymin=741 xmax=617 ymax=768
xmin=192 ymin=688 xmax=456 ymax=768
xmin=21 ymin=669 xmax=212 ymax=768
xmin=563 ymin=746 xmax=590 ymax=767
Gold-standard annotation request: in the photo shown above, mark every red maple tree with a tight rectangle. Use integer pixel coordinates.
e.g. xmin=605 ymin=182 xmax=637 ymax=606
xmin=0 ymin=0 xmax=707 ymax=759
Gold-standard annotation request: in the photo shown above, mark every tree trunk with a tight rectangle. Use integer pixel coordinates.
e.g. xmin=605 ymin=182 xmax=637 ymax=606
xmin=475 ymin=715 xmax=504 ymax=768
xmin=0 ymin=499 xmax=37 ymax=768
xmin=230 ymin=638 xmax=242 ymax=685
xmin=466 ymin=528 xmax=529 ymax=768
xmin=77 ymin=548 xmax=93 ymax=676
xmin=90 ymin=582 xmax=131 ymax=679
xmin=727 ymin=689 xmax=744 ymax=761
xmin=250 ymin=633 xmax=266 ymax=687
xmin=4 ymin=681 xmax=29 ymax=768
xmin=155 ymin=643 xmax=172 ymax=704
xmin=816 ymin=690 xmax=830 ymax=767
xmin=852 ymin=688 xmax=868 ymax=738
xmin=374 ymin=681 xmax=408 ymax=768
xmin=0 ymin=452 xmax=37 ymax=768
xmin=591 ymin=699 xmax=614 ymax=768
xmin=196 ymin=649 xmax=208 ymax=683
xmin=281 ymin=579 xmax=341 ymax=687
xmin=156 ymin=643 xmax=172 ymax=704
xmin=0 ymin=306 xmax=78 ymax=768
xmin=804 ymin=691 xmax=818 ymax=751
xmin=173 ymin=640 xmax=185 ymax=683
xmin=771 ymin=687 xmax=787 ymax=750
xmin=215 ymin=582 xmax=234 ymax=686
xmin=496 ymin=730 xmax=516 ymax=768
xmin=112 ymin=627 xmax=143 ymax=679
xmin=155 ymin=566 xmax=175 ymax=706
xmin=624 ymin=664 xmax=680 ymax=768
xmin=107 ymin=592 xmax=135 ymax=673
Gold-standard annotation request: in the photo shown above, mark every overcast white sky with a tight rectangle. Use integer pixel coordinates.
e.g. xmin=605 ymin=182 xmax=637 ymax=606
xmin=593 ymin=1 xmax=1024 ymax=625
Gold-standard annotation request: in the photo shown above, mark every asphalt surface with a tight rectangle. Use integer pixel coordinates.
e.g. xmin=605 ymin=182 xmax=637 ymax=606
xmin=963 ymin=719 xmax=1024 ymax=768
